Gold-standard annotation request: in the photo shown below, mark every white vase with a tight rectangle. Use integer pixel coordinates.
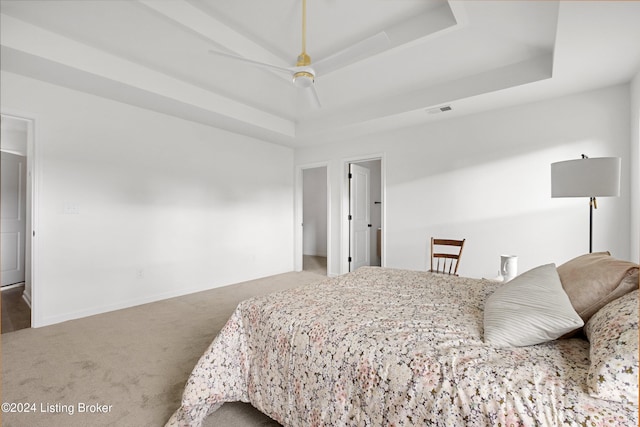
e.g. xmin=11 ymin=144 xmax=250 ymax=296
xmin=500 ymin=255 xmax=518 ymax=282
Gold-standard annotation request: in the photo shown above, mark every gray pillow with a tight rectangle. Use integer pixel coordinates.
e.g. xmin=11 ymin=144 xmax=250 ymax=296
xmin=484 ymin=263 xmax=584 ymax=348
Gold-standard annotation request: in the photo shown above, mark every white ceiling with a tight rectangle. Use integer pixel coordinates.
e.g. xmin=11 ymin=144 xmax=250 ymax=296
xmin=1 ymin=0 xmax=639 ymax=148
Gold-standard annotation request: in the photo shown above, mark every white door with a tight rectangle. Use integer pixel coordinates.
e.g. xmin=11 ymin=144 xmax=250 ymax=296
xmin=1 ymin=151 xmax=27 ymax=286
xmin=349 ymin=164 xmax=370 ymax=271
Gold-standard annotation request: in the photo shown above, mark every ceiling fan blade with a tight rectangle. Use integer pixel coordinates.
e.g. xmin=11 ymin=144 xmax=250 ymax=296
xmin=313 ymin=31 xmax=390 ymax=76
xmin=304 ymin=84 xmax=321 ymax=109
xmin=208 ymin=50 xmax=294 ymax=75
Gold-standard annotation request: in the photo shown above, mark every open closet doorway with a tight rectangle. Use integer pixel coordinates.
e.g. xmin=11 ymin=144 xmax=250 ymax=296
xmin=1 ymin=114 xmax=34 ymax=333
xmin=347 ymin=158 xmax=383 ymax=272
xmin=301 ymin=166 xmax=329 ymax=276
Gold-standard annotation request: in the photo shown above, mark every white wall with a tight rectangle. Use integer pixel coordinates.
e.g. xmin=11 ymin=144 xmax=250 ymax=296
xmin=1 ymin=71 xmax=294 ymax=327
xmin=295 ymin=84 xmax=634 ymax=278
xmin=302 ymin=167 xmax=327 ymax=256
xmin=630 ymin=71 xmax=640 ymax=263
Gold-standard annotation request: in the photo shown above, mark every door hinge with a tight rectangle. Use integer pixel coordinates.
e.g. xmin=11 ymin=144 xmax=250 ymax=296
xmin=348 ymin=173 xmax=352 ymax=179
xmin=348 ymin=215 xmax=352 ymax=220
xmin=348 ymin=257 xmax=352 ymax=263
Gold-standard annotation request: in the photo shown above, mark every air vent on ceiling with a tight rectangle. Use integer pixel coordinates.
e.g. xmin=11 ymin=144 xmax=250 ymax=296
xmin=426 ymin=105 xmax=453 ymax=115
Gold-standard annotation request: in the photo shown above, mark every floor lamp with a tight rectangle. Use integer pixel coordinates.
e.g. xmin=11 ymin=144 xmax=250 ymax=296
xmin=551 ymin=155 xmax=621 ymax=253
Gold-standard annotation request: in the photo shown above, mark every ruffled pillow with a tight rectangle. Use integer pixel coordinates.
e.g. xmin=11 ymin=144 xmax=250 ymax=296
xmin=585 ymin=289 xmax=639 ymax=404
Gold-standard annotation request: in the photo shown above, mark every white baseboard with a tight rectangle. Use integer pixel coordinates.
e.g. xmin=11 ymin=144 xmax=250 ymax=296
xmin=1 ymin=282 xmax=25 ymax=291
xmin=22 ymin=289 xmax=32 ymax=308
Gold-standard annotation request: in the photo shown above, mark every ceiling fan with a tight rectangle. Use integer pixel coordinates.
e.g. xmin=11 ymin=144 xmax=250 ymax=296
xmin=208 ymin=0 xmax=390 ymax=108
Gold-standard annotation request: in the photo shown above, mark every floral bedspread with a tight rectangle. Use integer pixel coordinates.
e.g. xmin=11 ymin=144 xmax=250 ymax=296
xmin=166 ymin=267 xmax=637 ymax=426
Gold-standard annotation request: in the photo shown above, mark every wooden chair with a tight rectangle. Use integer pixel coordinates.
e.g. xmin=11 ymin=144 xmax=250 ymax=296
xmin=429 ymin=238 xmax=465 ymax=276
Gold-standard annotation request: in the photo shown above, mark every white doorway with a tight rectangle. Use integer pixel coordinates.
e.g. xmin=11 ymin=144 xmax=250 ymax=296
xmin=1 ymin=113 xmax=36 ymax=331
xmin=346 ymin=157 xmax=383 ymax=272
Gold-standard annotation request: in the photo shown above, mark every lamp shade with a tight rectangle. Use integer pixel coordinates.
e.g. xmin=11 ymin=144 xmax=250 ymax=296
xmin=551 ymin=157 xmax=621 ymax=198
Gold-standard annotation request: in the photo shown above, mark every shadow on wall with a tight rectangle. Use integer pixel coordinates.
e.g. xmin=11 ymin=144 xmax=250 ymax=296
xmin=388 ymin=142 xmax=591 ymax=229
xmin=387 ymin=204 xmax=623 ymax=280
xmin=385 ymin=87 xmax=626 ymax=187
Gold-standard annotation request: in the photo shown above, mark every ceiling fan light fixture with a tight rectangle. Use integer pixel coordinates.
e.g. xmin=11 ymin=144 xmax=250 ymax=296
xmin=293 ymin=71 xmax=315 ymax=88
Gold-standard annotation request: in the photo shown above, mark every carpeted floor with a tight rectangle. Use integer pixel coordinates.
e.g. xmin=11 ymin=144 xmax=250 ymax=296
xmin=1 ymin=271 xmax=326 ymax=427
xmin=1 ymin=284 xmax=31 ymax=334
xmin=302 ymin=255 xmax=327 ymax=276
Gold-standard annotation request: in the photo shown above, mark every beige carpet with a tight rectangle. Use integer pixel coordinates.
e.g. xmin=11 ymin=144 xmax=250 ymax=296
xmin=1 ymin=284 xmax=31 ymax=334
xmin=302 ymin=255 xmax=327 ymax=276
xmin=1 ymin=271 xmax=326 ymax=427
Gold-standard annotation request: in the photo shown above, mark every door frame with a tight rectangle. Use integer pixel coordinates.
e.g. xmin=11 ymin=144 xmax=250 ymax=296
xmin=1 ymin=111 xmax=40 ymax=327
xmin=341 ymin=153 xmax=386 ymax=274
xmin=294 ymin=162 xmax=331 ymax=274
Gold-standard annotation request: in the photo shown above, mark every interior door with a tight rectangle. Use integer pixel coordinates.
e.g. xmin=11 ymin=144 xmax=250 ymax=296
xmin=1 ymin=151 xmax=27 ymax=286
xmin=349 ymin=163 xmax=370 ymax=271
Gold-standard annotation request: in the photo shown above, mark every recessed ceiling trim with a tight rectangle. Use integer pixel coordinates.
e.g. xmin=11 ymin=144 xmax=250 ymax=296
xmin=0 ymin=13 xmax=295 ymax=139
xmin=137 ymin=0 xmax=288 ymax=68
xmin=1 ymin=47 xmax=295 ymax=147
xmin=384 ymin=1 xmax=460 ymax=51
xmin=297 ymin=53 xmax=554 ymax=139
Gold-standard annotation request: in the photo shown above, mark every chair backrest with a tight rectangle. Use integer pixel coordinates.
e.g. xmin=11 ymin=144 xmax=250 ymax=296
xmin=430 ymin=238 xmax=465 ymax=276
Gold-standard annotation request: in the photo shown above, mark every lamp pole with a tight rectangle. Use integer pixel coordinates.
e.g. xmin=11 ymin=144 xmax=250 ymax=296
xmin=582 ymin=154 xmax=596 ymax=254
xmin=589 ymin=196 xmax=594 ymax=253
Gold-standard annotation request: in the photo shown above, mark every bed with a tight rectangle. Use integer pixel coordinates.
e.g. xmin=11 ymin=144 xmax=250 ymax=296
xmin=167 ymin=253 xmax=638 ymax=427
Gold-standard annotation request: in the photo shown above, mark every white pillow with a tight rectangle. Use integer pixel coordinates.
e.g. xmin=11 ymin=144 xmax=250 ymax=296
xmin=483 ymin=263 xmax=584 ymax=348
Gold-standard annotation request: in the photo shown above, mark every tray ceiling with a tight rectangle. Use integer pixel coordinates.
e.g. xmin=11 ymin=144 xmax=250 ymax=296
xmin=1 ymin=0 xmax=639 ymax=147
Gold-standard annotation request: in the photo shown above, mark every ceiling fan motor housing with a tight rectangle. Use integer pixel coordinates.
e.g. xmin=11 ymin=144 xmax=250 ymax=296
xmin=296 ymin=52 xmax=311 ymax=67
